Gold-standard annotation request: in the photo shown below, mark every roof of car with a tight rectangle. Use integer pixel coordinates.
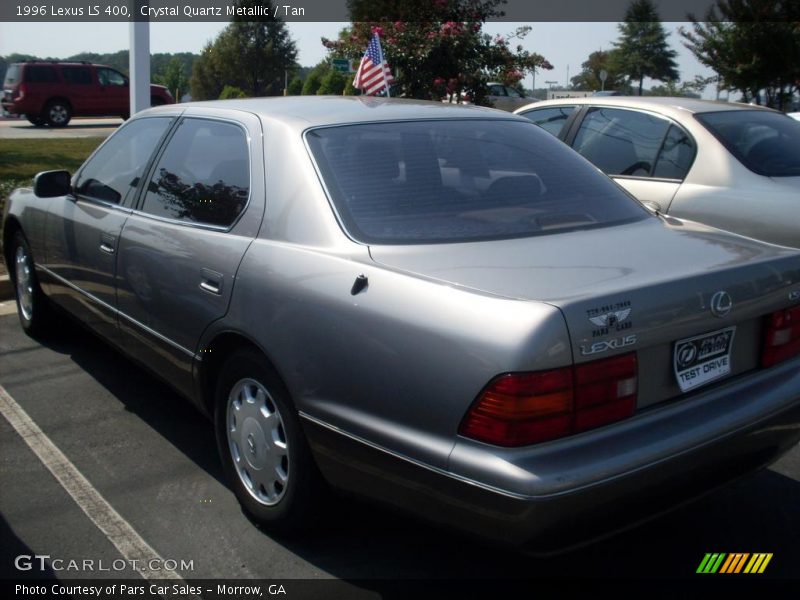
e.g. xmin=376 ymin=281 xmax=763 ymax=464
xmin=514 ymin=96 xmax=776 ymax=119
xmin=161 ymin=96 xmax=522 ymax=128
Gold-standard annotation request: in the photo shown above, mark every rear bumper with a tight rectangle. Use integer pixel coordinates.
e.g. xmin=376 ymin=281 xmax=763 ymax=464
xmin=303 ymin=357 xmax=800 ymax=552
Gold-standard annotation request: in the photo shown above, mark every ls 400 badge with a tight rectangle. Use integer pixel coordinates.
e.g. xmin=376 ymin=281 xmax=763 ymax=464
xmin=580 ymin=334 xmax=637 ymax=356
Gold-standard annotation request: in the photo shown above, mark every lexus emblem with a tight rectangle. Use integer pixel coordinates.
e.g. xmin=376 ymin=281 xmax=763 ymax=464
xmin=710 ymin=291 xmax=733 ymax=318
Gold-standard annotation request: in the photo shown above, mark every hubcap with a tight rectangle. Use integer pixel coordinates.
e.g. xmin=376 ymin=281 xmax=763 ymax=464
xmin=50 ymin=105 xmax=68 ymax=124
xmin=14 ymin=246 xmax=33 ymax=321
xmin=227 ymin=378 xmax=289 ymax=506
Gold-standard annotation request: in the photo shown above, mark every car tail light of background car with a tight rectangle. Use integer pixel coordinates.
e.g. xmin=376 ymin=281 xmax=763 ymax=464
xmin=15 ymin=83 xmax=26 ymax=101
xmin=460 ymin=353 xmax=638 ymax=447
xmin=762 ymin=306 xmax=800 ymax=368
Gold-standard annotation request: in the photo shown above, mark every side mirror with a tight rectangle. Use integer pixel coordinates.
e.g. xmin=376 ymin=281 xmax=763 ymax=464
xmin=33 ymin=170 xmax=71 ymax=198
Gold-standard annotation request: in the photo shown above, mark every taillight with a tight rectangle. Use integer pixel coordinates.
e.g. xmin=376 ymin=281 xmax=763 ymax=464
xmin=459 ymin=353 xmax=637 ymax=447
xmin=762 ymin=306 xmax=800 ymax=368
xmin=15 ymin=83 xmax=26 ymax=101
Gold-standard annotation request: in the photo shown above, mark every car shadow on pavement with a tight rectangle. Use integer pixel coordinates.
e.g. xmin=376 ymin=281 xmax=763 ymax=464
xmin=28 ymin=320 xmax=800 ymax=582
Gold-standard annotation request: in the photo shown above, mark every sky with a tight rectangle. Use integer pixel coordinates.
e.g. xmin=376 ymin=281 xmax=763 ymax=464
xmin=0 ymin=21 xmax=719 ymax=97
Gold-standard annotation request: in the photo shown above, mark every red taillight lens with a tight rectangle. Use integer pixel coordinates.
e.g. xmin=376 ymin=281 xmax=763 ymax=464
xmin=458 ymin=368 xmax=573 ymax=446
xmin=574 ymin=353 xmax=637 ymax=432
xmin=762 ymin=306 xmax=800 ymax=368
xmin=459 ymin=353 xmax=637 ymax=447
xmin=15 ymin=83 xmax=26 ymax=101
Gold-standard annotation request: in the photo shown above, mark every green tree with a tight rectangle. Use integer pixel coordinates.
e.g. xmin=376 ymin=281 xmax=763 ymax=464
xmin=680 ymin=1 xmax=800 ymax=109
xmin=324 ymin=0 xmax=552 ymax=106
xmin=570 ymin=50 xmax=627 ymax=92
xmin=612 ymin=0 xmax=679 ymax=96
xmin=301 ymin=63 xmax=326 ymax=95
xmin=219 ymin=85 xmax=248 ymax=99
xmin=154 ymin=57 xmax=189 ymax=101
xmin=317 ymin=69 xmax=348 ymax=95
xmin=646 ymin=76 xmax=709 ymax=97
xmin=190 ymin=0 xmax=297 ymax=100
xmin=287 ymin=75 xmax=304 ymax=95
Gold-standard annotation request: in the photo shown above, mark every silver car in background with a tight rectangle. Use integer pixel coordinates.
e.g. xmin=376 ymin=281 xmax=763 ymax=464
xmin=4 ymin=97 xmax=800 ymax=552
xmin=516 ymin=97 xmax=800 ymax=248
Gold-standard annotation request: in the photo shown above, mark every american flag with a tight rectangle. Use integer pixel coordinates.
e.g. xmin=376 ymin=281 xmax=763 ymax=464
xmin=353 ymin=33 xmax=395 ymax=96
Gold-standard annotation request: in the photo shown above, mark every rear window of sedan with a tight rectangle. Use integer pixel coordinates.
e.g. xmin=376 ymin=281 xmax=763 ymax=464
xmin=306 ymin=119 xmax=648 ymax=244
xmin=696 ymin=110 xmax=800 ymax=177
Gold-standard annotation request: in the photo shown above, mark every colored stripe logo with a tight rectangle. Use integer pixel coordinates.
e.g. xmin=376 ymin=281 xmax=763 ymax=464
xmin=696 ymin=553 xmax=773 ymax=574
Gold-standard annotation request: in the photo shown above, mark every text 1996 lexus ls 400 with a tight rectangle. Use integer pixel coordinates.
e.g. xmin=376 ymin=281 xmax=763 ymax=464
xmin=3 ymin=97 xmax=800 ymax=552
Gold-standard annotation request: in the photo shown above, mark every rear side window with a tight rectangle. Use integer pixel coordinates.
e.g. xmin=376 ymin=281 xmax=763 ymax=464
xmin=141 ymin=118 xmax=250 ymax=228
xmin=24 ymin=65 xmax=58 ymax=83
xmin=62 ymin=67 xmax=92 ymax=85
xmin=76 ymin=117 xmax=173 ymax=205
xmin=696 ymin=110 xmax=800 ymax=177
xmin=572 ymin=107 xmax=670 ymax=177
xmin=4 ymin=65 xmax=20 ymax=86
xmin=652 ymin=125 xmax=696 ymax=180
xmin=306 ymin=119 xmax=647 ymax=244
xmin=519 ymin=106 xmax=576 ymax=137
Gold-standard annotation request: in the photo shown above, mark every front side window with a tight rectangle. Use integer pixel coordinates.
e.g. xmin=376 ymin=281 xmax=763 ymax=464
xmin=62 ymin=66 xmax=92 ymax=85
xmin=519 ymin=106 xmax=576 ymax=137
xmin=76 ymin=117 xmax=172 ymax=204
xmin=572 ymin=107 xmax=670 ymax=177
xmin=141 ymin=118 xmax=250 ymax=228
xmin=97 ymin=68 xmax=126 ymax=86
xmin=489 ymin=85 xmax=507 ymax=96
xmin=696 ymin=110 xmax=800 ymax=177
xmin=307 ymin=119 xmax=648 ymax=244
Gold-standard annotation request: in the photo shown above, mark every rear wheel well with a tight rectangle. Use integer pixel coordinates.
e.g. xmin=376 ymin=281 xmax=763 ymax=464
xmin=44 ymin=96 xmax=72 ymax=112
xmin=200 ymin=333 xmax=277 ymax=414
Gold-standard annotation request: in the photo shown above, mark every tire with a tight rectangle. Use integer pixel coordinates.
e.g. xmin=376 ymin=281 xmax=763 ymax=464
xmin=215 ymin=349 xmax=324 ymax=532
xmin=10 ymin=231 xmax=54 ymax=338
xmin=44 ymin=100 xmax=71 ymax=127
xmin=26 ymin=115 xmax=46 ymax=127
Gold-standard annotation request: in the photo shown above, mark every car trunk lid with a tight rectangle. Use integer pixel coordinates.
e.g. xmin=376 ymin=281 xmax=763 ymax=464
xmin=369 ymin=217 xmax=800 ymax=407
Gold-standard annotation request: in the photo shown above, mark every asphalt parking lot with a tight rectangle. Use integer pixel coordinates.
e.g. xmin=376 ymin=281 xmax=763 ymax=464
xmin=0 ymin=117 xmax=120 ymax=139
xmin=1 ymin=310 xmax=799 ymax=594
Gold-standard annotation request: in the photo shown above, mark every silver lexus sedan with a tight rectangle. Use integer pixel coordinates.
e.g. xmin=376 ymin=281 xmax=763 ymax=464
xmin=515 ymin=97 xmax=800 ymax=248
xmin=4 ymin=97 xmax=800 ymax=552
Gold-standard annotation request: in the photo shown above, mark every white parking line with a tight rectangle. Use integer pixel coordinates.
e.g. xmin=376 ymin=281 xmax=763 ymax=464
xmin=0 ymin=301 xmax=17 ymax=317
xmin=0 ymin=383 xmax=186 ymax=583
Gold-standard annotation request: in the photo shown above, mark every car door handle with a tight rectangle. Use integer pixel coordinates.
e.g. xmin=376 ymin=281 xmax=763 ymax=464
xmin=99 ymin=232 xmax=117 ymax=255
xmin=199 ymin=268 xmax=223 ymax=295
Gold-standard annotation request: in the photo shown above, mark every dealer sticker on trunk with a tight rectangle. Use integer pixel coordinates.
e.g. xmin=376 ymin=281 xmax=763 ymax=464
xmin=673 ymin=327 xmax=736 ymax=393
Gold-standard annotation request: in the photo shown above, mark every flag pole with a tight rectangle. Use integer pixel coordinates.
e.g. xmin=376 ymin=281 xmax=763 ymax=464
xmin=376 ymin=32 xmax=391 ymax=98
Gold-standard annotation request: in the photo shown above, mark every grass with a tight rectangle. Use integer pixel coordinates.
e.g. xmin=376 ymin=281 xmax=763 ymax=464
xmin=0 ymin=137 xmax=104 ymax=275
xmin=0 ymin=136 xmax=104 ymax=219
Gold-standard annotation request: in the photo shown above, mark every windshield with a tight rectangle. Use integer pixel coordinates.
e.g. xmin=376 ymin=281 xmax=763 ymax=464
xmin=306 ymin=119 xmax=647 ymax=244
xmin=696 ymin=110 xmax=800 ymax=177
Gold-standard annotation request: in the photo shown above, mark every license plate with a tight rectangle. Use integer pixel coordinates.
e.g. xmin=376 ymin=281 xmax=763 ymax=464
xmin=673 ymin=326 xmax=736 ymax=393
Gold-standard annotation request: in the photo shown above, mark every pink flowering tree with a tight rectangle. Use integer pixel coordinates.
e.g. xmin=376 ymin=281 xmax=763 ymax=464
xmin=322 ymin=0 xmax=552 ymax=106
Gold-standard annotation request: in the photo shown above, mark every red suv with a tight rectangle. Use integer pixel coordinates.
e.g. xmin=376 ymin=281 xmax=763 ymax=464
xmin=2 ymin=61 xmax=174 ymax=127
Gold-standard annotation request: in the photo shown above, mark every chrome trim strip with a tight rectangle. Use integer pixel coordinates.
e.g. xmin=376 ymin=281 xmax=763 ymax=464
xmin=40 ymin=266 xmax=195 ymax=359
xmin=298 ymin=411 xmax=529 ymax=501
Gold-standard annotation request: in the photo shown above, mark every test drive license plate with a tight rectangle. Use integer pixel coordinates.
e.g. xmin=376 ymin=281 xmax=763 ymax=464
xmin=673 ymin=326 xmax=736 ymax=393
